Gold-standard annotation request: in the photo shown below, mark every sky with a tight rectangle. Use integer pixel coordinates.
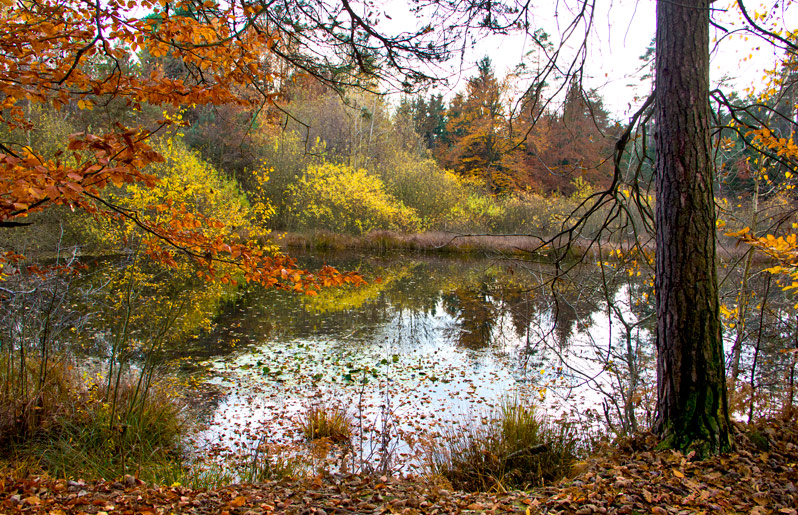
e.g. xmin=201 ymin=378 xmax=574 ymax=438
xmin=399 ymin=0 xmax=795 ymax=119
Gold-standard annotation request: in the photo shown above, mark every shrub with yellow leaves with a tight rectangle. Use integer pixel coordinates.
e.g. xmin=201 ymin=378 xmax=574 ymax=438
xmin=286 ymin=162 xmax=422 ymax=235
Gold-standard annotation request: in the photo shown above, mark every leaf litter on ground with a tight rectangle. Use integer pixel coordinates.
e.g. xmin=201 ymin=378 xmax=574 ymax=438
xmin=2 ymin=418 xmax=796 ymax=514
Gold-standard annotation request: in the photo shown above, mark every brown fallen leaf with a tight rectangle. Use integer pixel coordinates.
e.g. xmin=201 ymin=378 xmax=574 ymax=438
xmin=24 ymin=495 xmax=42 ymax=505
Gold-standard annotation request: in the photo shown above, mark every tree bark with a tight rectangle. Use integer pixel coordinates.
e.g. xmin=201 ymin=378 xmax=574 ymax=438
xmin=654 ymin=0 xmax=732 ymax=455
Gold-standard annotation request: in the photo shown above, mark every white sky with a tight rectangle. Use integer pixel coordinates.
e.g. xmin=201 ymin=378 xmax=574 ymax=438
xmin=400 ymin=0 xmax=795 ymax=119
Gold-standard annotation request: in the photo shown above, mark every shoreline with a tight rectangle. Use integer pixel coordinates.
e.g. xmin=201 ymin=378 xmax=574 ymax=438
xmin=271 ymin=229 xmax=756 ymax=261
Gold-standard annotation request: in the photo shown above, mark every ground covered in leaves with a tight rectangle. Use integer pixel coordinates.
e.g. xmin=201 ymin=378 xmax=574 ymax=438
xmin=2 ymin=419 xmax=796 ymax=514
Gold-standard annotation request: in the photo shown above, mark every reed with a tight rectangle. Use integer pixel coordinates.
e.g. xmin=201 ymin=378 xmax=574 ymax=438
xmin=426 ymin=398 xmax=582 ymax=492
xmin=299 ymin=404 xmax=353 ymax=443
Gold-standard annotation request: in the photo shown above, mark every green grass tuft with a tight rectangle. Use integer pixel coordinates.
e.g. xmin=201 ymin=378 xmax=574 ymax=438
xmin=299 ymin=404 xmax=352 ymax=443
xmin=426 ymin=398 xmax=583 ymax=492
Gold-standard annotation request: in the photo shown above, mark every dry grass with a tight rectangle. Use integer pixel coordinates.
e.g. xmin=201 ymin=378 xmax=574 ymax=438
xmin=0 ymin=357 xmax=187 ymax=484
xmin=425 ymin=399 xmax=583 ymax=492
xmin=299 ymin=404 xmax=352 ymax=443
xmin=273 ymin=230 xmax=576 ymax=256
xmin=272 ymin=228 xmax=764 ymax=264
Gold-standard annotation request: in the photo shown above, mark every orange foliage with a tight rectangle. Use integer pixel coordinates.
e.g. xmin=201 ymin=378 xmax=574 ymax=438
xmin=0 ymin=0 xmax=363 ymax=292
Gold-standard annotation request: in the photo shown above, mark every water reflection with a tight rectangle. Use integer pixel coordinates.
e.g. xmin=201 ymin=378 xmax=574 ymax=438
xmin=174 ymin=252 xmax=655 ymax=473
xmin=69 ymin=250 xmax=796 ymax=473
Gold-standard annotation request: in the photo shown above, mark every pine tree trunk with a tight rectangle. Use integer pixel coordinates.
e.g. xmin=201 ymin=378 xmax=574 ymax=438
xmin=653 ymin=0 xmax=732 ymax=455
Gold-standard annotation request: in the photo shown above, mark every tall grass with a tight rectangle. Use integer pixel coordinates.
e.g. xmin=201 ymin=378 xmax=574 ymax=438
xmin=2 ymin=362 xmax=188 ymax=483
xmin=426 ymin=399 xmax=583 ymax=492
xmin=299 ymin=404 xmax=353 ymax=443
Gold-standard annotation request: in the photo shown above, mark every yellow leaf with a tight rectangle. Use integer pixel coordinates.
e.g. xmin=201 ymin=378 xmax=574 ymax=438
xmin=726 ymin=227 xmax=751 ymax=238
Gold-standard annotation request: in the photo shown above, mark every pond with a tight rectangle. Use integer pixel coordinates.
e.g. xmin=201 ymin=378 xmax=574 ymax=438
xmin=67 ymin=249 xmax=791 ymax=476
xmin=159 ymin=251 xmax=657 ymax=475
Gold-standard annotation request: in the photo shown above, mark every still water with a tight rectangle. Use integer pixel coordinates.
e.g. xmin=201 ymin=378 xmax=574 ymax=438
xmin=72 ymin=249 xmax=794 ymax=474
xmin=158 ymin=252 xmax=658 ymax=473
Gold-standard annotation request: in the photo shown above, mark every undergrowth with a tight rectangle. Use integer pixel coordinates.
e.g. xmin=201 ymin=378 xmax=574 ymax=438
xmin=427 ymin=398 xmax=583 ymax=492
xmin=1 ymin=359 xmax=187 ymax=484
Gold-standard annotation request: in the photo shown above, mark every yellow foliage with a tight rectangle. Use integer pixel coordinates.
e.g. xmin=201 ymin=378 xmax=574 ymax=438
xmin=302 ymin=266 xmax=411 ymax=314
xmin=378 ymin=153 xmax=470 ymax=229
xmin=249 ymin=161 xmax=277 ymax=226
xmin=286 ymin=162 xmax=421 ymax=235
xmin=130 ymin=136 xmax=252 ymax=233
xmin=88 ymin=134 xmax=256 ymax=249
xmin=733 ymin=227 xmax=798 ymax=297
xmin=95 ymin=255 xmax=239 ymax=344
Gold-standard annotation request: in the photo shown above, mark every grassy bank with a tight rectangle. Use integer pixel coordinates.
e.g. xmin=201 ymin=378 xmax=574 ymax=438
xmin=0 ymin=357 xmax=187 ymax=484
xmin=273 ymin=230 xmax=587 ymax=257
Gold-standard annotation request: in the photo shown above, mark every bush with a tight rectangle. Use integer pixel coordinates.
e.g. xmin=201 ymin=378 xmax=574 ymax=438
xmin=426 ymin=398 xmax=581 ymax=492
xmin=0 ymin=356 xmax=80 ymax=443
xmin=377 ymin=154 xmax=468 ymax=229
xmin=285 ymin=162 xmax=422 ymax=234
xmin=84 ymin=133 xmax=255 ymax=249
xmin=489 ymin=192 xmax=556 ymax=235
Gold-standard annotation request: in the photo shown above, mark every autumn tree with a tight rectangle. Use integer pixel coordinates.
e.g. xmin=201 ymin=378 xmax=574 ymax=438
xmin=512 ymin=78 xmax=615 ymax=194
xmin=439 ymin=57 xmax=518 ymax=193
xmin=0 ymin=0 xmax=511 ymax=288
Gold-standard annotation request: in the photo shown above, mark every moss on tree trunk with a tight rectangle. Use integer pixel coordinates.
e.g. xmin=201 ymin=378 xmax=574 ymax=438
xmin=653 ymin=0 xmax=732 ymax=457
